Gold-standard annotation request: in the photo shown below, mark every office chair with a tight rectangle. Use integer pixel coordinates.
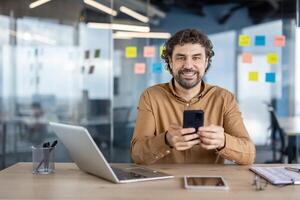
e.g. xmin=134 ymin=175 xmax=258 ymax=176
xmin=265 ymin=104 xmax=287 ymax=163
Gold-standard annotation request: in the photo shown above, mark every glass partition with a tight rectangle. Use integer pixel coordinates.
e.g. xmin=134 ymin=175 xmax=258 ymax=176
xmin=0 ymin=0 xmax=298 ymax=169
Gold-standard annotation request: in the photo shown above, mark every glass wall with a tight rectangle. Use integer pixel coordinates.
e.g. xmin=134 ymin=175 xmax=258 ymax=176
xmin=0 ymin=0 xmax=298 ymax=169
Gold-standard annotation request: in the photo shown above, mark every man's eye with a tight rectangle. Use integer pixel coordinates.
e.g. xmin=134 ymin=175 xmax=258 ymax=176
xmin=177 ymin=57 xmax=185 ymax=60
xmin=193 ymin=57 xmax=201 ymax=60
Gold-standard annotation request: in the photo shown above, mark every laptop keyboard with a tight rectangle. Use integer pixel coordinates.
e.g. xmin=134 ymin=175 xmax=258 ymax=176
xmin=111 ymin=167 xmax=147 ymax=180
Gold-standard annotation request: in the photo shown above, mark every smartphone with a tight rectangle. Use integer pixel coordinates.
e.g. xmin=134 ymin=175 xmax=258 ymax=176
xmin=184 ymin=176 xmax=229 ymax=190
xmin=183 ymin=110 xmax=204 ymax=132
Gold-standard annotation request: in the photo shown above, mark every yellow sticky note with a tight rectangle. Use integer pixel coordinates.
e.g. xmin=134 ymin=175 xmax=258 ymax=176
xmin=242 ymin=53 xmax=252 ymax=63
xmin=160 ymin=46 xmax=165 ymax=56
xmin=248 ymin=71 xmax=258 ymax=81
xmin=239 ymin=35 xmax=251 ymax=46
xmin=267 ymin=53 xmax=278 ymax=64
xmin=144 ymin=46 xmax=155 ymax=58
xmin=125 ymin=46 xmax=137 ymax=58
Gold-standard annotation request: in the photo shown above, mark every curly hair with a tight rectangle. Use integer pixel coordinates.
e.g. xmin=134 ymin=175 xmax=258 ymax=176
xmin=161 ymin=29 xmax=214 ymax=74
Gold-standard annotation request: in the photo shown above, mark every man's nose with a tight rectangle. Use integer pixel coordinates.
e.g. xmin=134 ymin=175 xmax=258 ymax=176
xmin=184 ymin=57 xmax=193 ymax=69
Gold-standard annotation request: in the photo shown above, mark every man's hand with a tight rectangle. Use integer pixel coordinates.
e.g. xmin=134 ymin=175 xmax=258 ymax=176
xmin=198 ymin=125 xmax=225 ymax=150
xmin=166 ymin=124 xmax=200 ymax=151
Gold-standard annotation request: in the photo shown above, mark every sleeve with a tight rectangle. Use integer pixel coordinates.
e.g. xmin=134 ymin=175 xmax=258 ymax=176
xmin=217 ymin=92 xmax=256 ymax=165
xmin=130 ymin=90 xmax=172 ymax=165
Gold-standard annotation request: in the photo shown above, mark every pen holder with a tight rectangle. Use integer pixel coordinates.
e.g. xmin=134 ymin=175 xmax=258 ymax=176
xmin=32 ymin=145 xmax=55 ymax=174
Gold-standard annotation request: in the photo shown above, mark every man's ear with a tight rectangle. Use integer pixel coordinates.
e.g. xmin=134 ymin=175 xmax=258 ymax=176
xmin=204 ymin=58 xmax=209 ymax=72
xmin=168 ymin=56 xmax=173 ymax=68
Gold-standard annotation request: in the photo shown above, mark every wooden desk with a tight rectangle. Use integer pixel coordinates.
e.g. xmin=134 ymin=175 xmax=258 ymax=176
xmin=1 ymin=163 xmax=300 ymax=200
xmin=278 ymin=117 xmax=300 ymax=163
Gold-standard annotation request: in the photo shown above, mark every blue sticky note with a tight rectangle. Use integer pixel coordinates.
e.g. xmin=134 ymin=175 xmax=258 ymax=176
xmin=265 ymin=72 xmax=276 ymax=83
xmin=152 ymin=63 xmax=162 ymax=73
xmin=255 ymin=35 xmax=265 ymax=46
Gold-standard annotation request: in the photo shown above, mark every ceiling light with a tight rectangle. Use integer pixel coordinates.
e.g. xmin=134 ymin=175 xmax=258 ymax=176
xmin=83 ymin=0 xmax=117 ymax=17
xmin=87 ymin=22 xmax=150 ymax=32
xmin=113 ymin=31 xmax=171 ymax=39
xmin=120 ymin=6 xmax=149 ymax=23
xmin=29 ymin=0 xmax=51 ymax=9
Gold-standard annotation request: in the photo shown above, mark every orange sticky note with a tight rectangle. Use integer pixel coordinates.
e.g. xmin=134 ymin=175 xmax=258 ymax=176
xmin=144 ymin=46 xmax=155 ymax=58
xmin=248 ymin=71 xmax=259 ymax=81
xmin=274 ymin=35 xmax=285 ymax=47
xmin=242 ymin=53 xmax=252 ymax=63
xmin=134 ymin=63 xmax=146 ymax=74
xmin=239 ymin=35 xmax=251 ymax=46
xmin=125 ymin=46 xmax=137 ymax=58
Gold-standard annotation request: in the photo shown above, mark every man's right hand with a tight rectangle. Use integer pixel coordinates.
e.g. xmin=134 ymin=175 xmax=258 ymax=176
xmin=166 ymin=124 xmax=200 ymax=150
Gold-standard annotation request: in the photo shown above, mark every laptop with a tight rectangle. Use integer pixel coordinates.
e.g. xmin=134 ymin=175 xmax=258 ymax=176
xmin=49 ymin=122 xmax=174 ymax=183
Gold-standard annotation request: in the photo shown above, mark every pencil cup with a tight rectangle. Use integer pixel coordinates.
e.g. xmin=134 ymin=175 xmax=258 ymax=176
xmin=32 ymin=145 xmax=55 ymax=174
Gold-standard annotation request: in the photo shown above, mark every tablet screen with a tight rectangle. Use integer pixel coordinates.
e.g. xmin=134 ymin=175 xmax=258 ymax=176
xmin=186 ymin=177 xmax=225 ymax=187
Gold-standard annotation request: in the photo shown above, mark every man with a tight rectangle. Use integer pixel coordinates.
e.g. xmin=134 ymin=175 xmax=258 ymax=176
xmin=131 ymin=29 xmax=255 ymax=165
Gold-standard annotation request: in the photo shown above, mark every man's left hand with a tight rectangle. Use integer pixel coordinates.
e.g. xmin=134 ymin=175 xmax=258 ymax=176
xmin=198 ymin=125 xmax=225 ymax=150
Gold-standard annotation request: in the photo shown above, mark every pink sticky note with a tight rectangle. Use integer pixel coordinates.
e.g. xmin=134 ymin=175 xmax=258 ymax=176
xmin=242 ymin=53 xmax=252 ymax=63
xmin=274 ymin=35 xmax=285 ymax=47
xmin=134 ymin=63 xmax=146 ymax=74
xmin=144 ymin=46 xmax=155 ymax=58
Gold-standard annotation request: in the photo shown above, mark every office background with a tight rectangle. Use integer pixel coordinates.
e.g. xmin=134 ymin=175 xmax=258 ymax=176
xmin=0 ymin=0 xmax=299 ymax=169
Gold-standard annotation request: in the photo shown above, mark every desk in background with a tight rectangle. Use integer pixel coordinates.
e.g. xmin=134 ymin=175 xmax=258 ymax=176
xmin=1 ymin=163 xmax=300 ymax=199
xmin=278 ymin=116 xmax=300 ymax=163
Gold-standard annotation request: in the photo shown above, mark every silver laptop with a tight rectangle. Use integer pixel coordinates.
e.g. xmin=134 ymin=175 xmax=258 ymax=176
xmin=49 ymin=122 xmax=174 ymax=183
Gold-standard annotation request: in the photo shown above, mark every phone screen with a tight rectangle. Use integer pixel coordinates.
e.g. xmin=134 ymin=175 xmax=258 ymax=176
xmin=186 ymin=177 xmax=226 ymax=187
xmin=183 ymin=110 xmax=204 ymax=130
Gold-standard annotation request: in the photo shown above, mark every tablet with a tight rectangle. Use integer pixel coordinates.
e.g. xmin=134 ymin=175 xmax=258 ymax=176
xmin=183 ymin=176 xmax=229 ymax=190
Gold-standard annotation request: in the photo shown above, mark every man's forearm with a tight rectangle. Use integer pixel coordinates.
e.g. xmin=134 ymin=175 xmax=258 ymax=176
xmin=131 ymin=132 xmax=172 ymax=165
xmin=217 ymin=133 xmax=256 ymax=165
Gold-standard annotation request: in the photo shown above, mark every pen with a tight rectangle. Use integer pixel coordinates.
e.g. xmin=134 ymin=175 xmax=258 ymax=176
xmin=35 ymin=140 xmax=58 ymax=173
xmin=285 ymin=167 xmax=300 ymax=173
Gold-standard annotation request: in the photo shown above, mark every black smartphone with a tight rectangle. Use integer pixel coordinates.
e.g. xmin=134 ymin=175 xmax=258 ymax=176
xmin=183 ymin=110 xmax=204 ymax=132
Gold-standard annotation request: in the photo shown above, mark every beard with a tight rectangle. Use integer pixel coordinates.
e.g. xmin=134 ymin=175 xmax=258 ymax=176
xmin=173 ymin=68 xmax=202 ymax=89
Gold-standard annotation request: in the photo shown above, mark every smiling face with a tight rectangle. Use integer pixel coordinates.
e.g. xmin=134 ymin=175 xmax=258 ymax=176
xmin=169 ymin=43 xmax=208 ymax=90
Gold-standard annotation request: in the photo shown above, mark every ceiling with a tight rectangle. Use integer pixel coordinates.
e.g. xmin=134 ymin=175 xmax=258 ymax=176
xmin=0 ymin=0 xmax=297 ymax=26
xmin=150 ymin=0 xmax=297 ymax=24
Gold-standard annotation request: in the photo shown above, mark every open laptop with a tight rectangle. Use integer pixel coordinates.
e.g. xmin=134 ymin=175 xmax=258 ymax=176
xmin=49 ymin=122 xmax=174 ymax=183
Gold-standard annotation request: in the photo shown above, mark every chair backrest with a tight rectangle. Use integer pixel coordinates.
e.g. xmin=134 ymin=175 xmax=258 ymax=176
xmin=266 ymin=103 xmax=286 ymax=162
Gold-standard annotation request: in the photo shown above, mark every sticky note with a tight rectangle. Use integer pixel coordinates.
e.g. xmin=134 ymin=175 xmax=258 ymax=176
xmin=88 ymin=65 xmax=95 ymax=74
xmin=239 ymin=35 xmax=251 ymax=46
xmin=255 ymin=35 xmax=265 ymax=46
xmin=248 ymin=71 xmax=258 ymax=81
xmin=94 ymin=49 xmax=100 ymax=58
xmin=242 ymin=53 xmax=252 ymax=63
xmin=267 ymin=53 xmax=278 ymax=64
xmin=84 ymin=50 xmax=89 ymax=59
xmin=265 ymin=72 xmax=276 ymax=83
xmin=152 ymin=63 xmax=162 ymax=73
xmin=143 ymin=46 xmax=155 ymax=58
xmin=274 ymin=35 xmax=286 ymax=47
xmin=125 ymin=46 xmax=137 ymax=58
xmin=160 ymin=46 xmax=164 ymax=56
xmin=134 ymin=63 xmax=146 ymax=74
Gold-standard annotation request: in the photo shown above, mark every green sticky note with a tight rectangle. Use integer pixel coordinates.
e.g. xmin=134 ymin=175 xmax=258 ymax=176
xmin=94 ymin=49 xmax=100 ymax=58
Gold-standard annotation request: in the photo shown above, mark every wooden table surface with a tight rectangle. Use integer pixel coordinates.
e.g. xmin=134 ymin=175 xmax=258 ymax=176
xmin=1 ymin=162 xmax=300 ymax=200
